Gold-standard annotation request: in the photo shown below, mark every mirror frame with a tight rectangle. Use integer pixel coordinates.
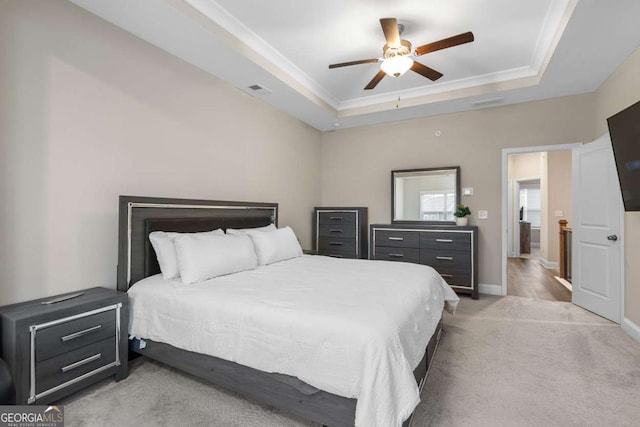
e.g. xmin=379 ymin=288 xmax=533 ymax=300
xmin=391 ymin=166 xmax=461 ymax=224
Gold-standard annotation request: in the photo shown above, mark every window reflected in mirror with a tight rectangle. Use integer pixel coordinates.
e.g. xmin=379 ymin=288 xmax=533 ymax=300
xmin=392 ymin=167 xmax=460 ymax=223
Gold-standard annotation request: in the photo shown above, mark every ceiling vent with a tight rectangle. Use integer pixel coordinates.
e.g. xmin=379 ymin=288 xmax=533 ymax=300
xmin=471 ymin=97 xmax=505 ymax=107
xmin=245 ymin=84 xmax=272 ymax=97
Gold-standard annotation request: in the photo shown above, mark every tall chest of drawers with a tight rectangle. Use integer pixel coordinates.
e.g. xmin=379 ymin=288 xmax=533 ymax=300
xmin=0 ymin=287 xmax=128 ymax=404
xmin=313 ymin=207 xmax=368 ymax=259
xmin=370 ymin=224 xmax=479 ymax=299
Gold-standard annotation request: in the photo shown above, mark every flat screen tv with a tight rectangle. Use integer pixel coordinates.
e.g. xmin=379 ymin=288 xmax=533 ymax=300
xmin=607 ymin=99 xmax=640 ymax=211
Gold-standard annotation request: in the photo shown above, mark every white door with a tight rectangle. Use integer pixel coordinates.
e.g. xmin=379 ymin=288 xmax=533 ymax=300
xmin=572 ymin=134 xmax=622 ymax=323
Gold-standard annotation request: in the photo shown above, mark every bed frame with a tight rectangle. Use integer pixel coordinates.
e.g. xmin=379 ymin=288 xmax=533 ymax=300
xmin=116 ymin=195 xmax=443 ymax=427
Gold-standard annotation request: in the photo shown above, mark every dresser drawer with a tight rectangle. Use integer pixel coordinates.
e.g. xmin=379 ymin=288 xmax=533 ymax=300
xmin=318 ymin=211 xmax=357 ymax=226
xmin=373 ymin=246 xmax=420 ymax=263
xmin=420 ymin=249 xmax=471 ymax=268
xmin=433 ymin=266 xmax=472 ymax=289
xmin=319 ymin=224 xmax=356 ymax=238
xmin=36 ymin=337 xmax=116 ymax=394
xmin=36 ymin=310 xmax=116 ymax=362
xmin=318 ymin=238 xmax=356 ymax=253
xmin=317 ymin=247 xmax=357 ymax=259
xmin=420 ymin=231 xmax=471 ymax=251
xmin=373 ymin=230 xmax=420 ymax=248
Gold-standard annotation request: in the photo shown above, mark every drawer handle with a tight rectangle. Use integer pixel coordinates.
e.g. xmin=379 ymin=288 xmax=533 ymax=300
xmin=329 ymin=216 xmax=343 ymax=220
xmin=436 ymin=239 xmax=453 ymax=243
xmin=440 ymin=273 xmax=454 ymax=278
xmin=389 ymin=253 xmax=404 ymax=258
xmin=388 ymin=237 xmax=404 ymax=241
xmin=436 ymin=256 xmax=454 ymax=261
xmin=61 ymin=353 xmax=102 ymax=373
xmin=329 ymin=242 xmax=343 ymax=246
xmin=61 ymin=325 xmax=102 ymax=342
xmin=329 ymin=229 xmax=343 ymax=233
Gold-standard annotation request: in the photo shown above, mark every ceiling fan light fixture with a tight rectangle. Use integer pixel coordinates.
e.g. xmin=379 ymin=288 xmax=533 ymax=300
xmin=380 ymin=55 xmax=414 ymax=77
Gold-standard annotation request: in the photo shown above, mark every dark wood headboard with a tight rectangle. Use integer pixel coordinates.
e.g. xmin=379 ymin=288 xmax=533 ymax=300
xmin=117 ymin=196 xmax=278 ymax=292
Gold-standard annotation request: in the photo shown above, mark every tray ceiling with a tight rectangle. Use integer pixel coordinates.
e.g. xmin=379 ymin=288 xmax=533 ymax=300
xmin=69 ymin=0 xmax=640 ymax=131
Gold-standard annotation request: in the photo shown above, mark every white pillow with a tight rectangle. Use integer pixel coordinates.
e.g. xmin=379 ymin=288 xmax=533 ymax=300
xmin=149 ymin=229 xmax=224 ymax=280
xmin=226 ymin=223 xmax=276 ymax=235
xmin=247 ymin=226 xmax=302 ymax=266
xmin=174 ymin=233 xmax=258 ymax=284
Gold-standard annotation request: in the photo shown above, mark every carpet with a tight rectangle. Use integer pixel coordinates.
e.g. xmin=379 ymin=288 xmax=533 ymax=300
xmin=61 ymin=296 xmax=640 ymax=426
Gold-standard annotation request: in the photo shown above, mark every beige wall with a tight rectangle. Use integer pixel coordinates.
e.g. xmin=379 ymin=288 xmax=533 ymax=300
xmin=545 ymin=150 xmax=572 ymax=264
xmin=0 ymin=1 xmax=321 ymax=305
xmin=509 ymin=152 xmax=542 ymax=180
xmin=594 ymin=46 xmax=640 ymax=326
xmin=321 ymin=95 xmax=595 ymax=286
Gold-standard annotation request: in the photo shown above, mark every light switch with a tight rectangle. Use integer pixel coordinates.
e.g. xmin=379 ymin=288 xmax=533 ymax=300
xmin=478 ymin=210 xmax=488 ymax=219
xmin=554 ymin=210 xmax=563 ymax=217
xmin=463 ymin=187 xmax=473 ymax=196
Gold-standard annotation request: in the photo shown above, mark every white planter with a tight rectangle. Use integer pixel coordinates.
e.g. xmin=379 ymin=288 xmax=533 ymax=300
xmin=455 ymin=217 xmax=469 ymax=226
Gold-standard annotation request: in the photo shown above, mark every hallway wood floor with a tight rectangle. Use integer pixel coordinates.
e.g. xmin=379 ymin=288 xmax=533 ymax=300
xmin=507 ymin=257 xmax=571 ymax=302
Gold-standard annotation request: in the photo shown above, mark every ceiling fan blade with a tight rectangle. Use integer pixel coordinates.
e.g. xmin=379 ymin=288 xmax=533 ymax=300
xmin=329 ymin=58 xmax=380 ymax=69
xmin=411 ymin=62 xmax=443 ymax=81
xmin=415 ymin=31 xmax=475 ymax=56
xmin=364 ymin=70 xmax=386 ymax=90
xmin=380 ymin=18 xmax=401 ymax=48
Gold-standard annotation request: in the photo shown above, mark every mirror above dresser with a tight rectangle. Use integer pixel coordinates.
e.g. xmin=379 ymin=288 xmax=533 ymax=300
xmin=392 ymin=167 xmax=460 ymax=224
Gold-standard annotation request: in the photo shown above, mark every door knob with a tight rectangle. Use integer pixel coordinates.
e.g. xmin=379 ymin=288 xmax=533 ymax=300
xmin=607 ymin=234 xmax=618 ymax=241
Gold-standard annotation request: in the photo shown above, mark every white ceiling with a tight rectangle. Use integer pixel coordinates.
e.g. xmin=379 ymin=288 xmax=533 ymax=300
xmin=69 ymin=0 xmax=640 ymax=132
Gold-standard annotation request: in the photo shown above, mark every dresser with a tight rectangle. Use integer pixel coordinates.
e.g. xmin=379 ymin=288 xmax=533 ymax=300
xmin=313 ymin=207 xmax=368 ymax=259
xmin=0 ymin=287 xmax=128 ymax=404
xmin=370 ymin=224 xmax=479 ymax=299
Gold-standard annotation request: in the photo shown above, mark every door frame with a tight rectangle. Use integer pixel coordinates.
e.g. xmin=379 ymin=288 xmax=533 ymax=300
xmin=500 ymin=143 xmax=582 ymax=297
xmin=508 ymin=177 xmax=542 ymax=258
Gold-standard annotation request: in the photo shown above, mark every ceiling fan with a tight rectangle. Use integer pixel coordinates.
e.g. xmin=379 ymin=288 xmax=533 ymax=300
xmin=329 ymin=18 xmax=474 ymax=90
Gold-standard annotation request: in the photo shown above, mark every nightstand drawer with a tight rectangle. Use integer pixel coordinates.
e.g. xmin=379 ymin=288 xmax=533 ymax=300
xmin=36 ymin=310 xmax=116 ymax=362
xmin=36 ymin=337 xmax=116 ymax=394
xmin=373 ymin=246 xmax=420 ymax=263
xmin=420 ymin=249 xmax=471 ymax=268
xmin=374 ymin=230 xmax=420 ymax=248
xmin=318 ymin=211 xmax=357 ymax=226
xmin=420 ymin=232 xmax=471 ymax=251
xmin=318 ymin=238 xmax=356 ymax=253
xmin=319 ymin=224 xmax=356 ymax=238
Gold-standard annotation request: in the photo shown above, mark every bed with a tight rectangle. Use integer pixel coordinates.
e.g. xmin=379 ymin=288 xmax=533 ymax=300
xmin=116 ymin=196 xmax=459 ymax=427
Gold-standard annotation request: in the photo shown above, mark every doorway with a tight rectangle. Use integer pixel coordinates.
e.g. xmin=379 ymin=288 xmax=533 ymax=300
xmin=502 ymin=145 xmax=579 ymax=302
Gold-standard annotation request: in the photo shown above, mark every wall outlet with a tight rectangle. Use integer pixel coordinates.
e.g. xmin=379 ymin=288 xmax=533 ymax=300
xmin=478 ymin=210 xmax=488 ymax=219
xmin=463 ymin=187 xmax=473 ymax=196
xmin=554 ymin=210 xmax=563 ymax=217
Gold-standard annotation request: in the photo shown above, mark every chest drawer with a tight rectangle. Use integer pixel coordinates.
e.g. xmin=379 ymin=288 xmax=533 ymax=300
xmin=319 ymin=224 xmax=356 ymax=238
xmin=420 ymin=231 xmax=471 ymax=251
xmin=420 ymin=249 xmax=471 ymax=268
xmin=36 ymin=336 xmax=116 ymax=394
xmin=374 ymin=230 xmax=419 ymax=248
xmin=317 ymin=247 xmax=357 ymax=259
xmin=318 ymin=238 xmax=356 ymax=253
xmin=318 ymin=211 xmax=357 ymax=226
xmin=373 ymin=246 xmax=420 ymax=263
xmin=36 ymin=310 xmax=116 ymax=362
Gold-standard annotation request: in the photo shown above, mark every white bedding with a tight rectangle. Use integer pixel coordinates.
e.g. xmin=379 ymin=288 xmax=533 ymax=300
xmin=128 ymin=255 xmax=459 ymax=427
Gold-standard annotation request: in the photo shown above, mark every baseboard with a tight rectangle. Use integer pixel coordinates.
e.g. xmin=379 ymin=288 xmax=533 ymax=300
xmin=622 ymin=318 xmax=640 ymax=343
xmin=479 ymin=283 xmax=502 ymax=296
xmin=539 ymin=258 xmax=559 ymax=269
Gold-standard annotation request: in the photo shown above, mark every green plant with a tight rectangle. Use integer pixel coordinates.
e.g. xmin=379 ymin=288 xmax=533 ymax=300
xmin=454 ymin=204 xmax=471 ymax=218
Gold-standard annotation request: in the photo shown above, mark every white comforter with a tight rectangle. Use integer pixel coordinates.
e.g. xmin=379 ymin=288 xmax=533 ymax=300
xmin=128 ymin=255 xmax=459 ymax=427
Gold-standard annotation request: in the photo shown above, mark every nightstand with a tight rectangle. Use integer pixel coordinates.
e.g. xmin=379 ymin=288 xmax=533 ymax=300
xmin=0 ymin=287 xmax=128 ymax=404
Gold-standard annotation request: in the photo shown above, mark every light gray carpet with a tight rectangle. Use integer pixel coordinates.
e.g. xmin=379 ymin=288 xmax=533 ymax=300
xmin=61 ymin=296 xmax=640 ymax=426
